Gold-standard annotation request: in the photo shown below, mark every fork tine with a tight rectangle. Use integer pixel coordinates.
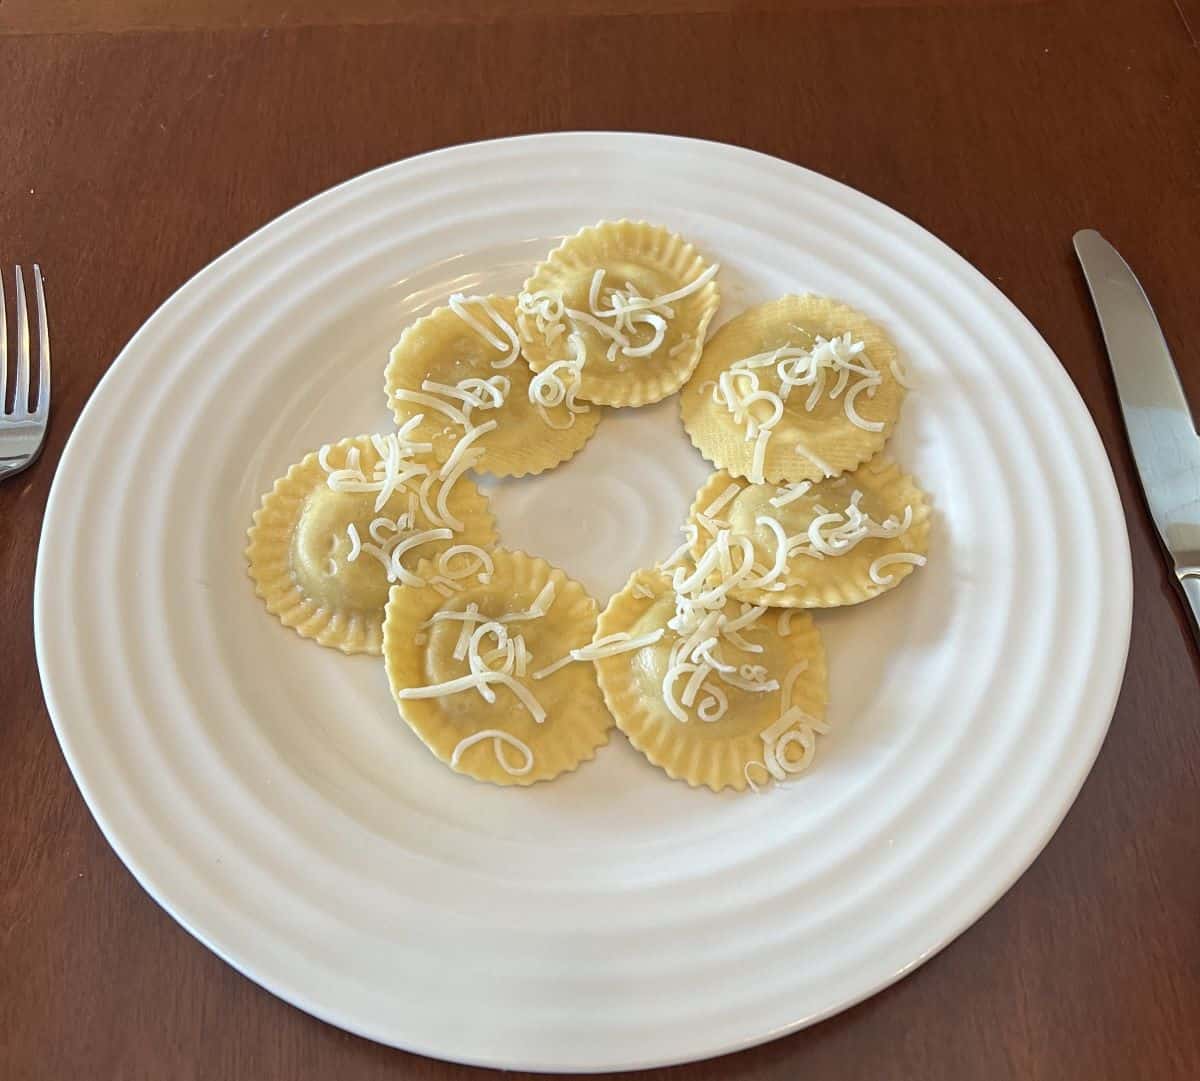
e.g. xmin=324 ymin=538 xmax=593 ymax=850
xmin=0 ymin=269 xmax=7 ymax=412
xmin=14 ymin=266 xmax=30 ymax=415
xmin=34 ymin=265 xmax=49 ymax=417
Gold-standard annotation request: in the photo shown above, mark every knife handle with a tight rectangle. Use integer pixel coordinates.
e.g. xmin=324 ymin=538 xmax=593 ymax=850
xmin=1179 ymin=574 xmax=1200 ymax=645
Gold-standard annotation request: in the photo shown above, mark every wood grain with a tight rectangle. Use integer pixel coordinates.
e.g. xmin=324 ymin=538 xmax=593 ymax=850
xmin=1 ymin=2 xmax=1198 ymax=1079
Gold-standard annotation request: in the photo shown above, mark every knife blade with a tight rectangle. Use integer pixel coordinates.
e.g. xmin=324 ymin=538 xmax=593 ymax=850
xmin=1074 ymin=228 xmax=1200 ymax=637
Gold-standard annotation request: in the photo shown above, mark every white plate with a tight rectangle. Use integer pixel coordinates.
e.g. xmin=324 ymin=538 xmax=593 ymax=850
xmin=35 ymin=134 xmax=1131 ymax=1072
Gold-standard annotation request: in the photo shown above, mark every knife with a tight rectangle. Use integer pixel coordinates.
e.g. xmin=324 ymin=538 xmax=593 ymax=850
xmin=1074 ymin=228 xmax=1200 ymax=639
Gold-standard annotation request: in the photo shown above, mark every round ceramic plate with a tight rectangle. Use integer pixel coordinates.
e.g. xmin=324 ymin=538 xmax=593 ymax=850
xmin=34 ymin=134 xmax=1131 ymax=1072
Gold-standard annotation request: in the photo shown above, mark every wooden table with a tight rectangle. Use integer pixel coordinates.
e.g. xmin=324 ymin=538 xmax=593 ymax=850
xmin=2 ymin=2 xmax=1198 ymax=1078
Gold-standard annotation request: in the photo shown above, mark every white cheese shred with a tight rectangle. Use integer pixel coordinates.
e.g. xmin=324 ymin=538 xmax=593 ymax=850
xmin=703 ymin=482 xmax=742 ymax=520
xmin=528 ymin=331 xmax=590 ymax=430
xmin=713 ymin=330 xmax=889 ymax=474
xmin=434 ymin=455 xmax=477 ymax=532
xmin=520 ymin=262 xmax=718 ymax=367
xmin=530 ymin=629 xmax=666 ymax=680
xmin=653 ymin=524 xmax=787 ymax=725
xmin=321 ymin=432 xmax=432 ymax=514
xmin=439 ymin=420 xmax=496 ymax=481
xmin=453 ymin=603 xmax=481 ymax=661
xmin=437 ymin=545 xmax=494 ymax=582
xmin=743 ymin=760 xmax=771 ymax=794
xmin=502 ymin=580 xmax=556 ymax=623
xmin=770 ymin=481 xmax=812 ymax=508
xmin=391 ymin=389 xmax=470 ymax=428
xmin=448 ymin=293 xmax=520 ymax=368
xmin=388 ymin=528 xmax=452 ymax=587
xmin=402 ymin=614 xmax=549 ymax=725
xmin=868 ymin=552 xmax=927 ymax=585
xmin=450 ymin=729 xmax=534 ymax=776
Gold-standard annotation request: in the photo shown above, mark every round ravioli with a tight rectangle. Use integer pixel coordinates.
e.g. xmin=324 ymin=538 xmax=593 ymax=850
xmin=680 ymin=295 xmax=907 ymax=484
xmin=383 ymin=549 xmax=614 ymax=786
xmin=385 ymin=294 xmax=600 ymax=478
xmin=593 ymin=567 xmax=829 ymax=793
xmin=687 ymin=460 xmax=931 ymax=608
xmin=246 ymin=434 xmax=497 ymax=655
xmin=517 ymin=220 xmax=720 ymax=407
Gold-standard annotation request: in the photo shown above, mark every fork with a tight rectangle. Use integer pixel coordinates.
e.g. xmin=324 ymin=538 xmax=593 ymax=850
xmin=0 ymin=265 xmax=50 ymax=481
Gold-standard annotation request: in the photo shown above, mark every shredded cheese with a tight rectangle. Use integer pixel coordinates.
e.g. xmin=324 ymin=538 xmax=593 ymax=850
xmin=770 ymin=481 xmax=812 ymax=508
xmin=321 ymin=432 xmax=432 ymax=514
xmin=528 ymin=331 xmax=590 ymax=430
xmin=530 ymin=628 xmax=666 ymax=680
xmin=792 ymin=437 xmax=835 ymax=478
xmin=438 ymin=419 xmax=496 ymax=481
xmin=434 ymin=455 xmax=476 ymax=532
xmin=868 ymin=551 xmax=927 ymax=585
xmin=712 ymin=330 xmax=888 ymax=478
xmin=661 ymin=524 xmax=700 ymax=571
xmin=743 ymin=759 xmax=772 ymax=794
xmin=417 ymin=471 xmax=447 ymax=530
xmin=402 ymin=613 xmax=549 ymax=725
xmin=843 ymin=378 xmax=885 ymax=432
xmin=450 ymin=729 xmax=534 ymax=776
xmin=448 ymin=293 xmax=520 ymax=367
xmin=785 ymin=491 xmax=914 ymax=564
xmin=391 ymin=388 xmax=470 ymax=428
xmin=742 ymin=515 xmax=789 ymax=589
xmin=519 ymin=262 xmax=718 ymax=367
xmin=502 ymin=579 xmax=556 ymax=623
xmin=703 ymin=482 xmax=743 ymax=520
xmin=758 ymin=707 xmax=831 ymax=781
xmin=655 ymin=525 xmax=783 ymax=724
xmin=345 ymin=523 xmax=362 ymax=561
xmin=395 ymin=361 xmax=509 ymax=487
xmin=445 ymin=604 xmax=483 ymax=661
xmin=420 ymin=377 xmax=506 ymax=414
xmin=437 ymin=545 xmax=494 ymax=582
xmin=388 ymin=528 xmax=452 ymax=586
xmin=513 ymin=635 xmax=530 ymax=677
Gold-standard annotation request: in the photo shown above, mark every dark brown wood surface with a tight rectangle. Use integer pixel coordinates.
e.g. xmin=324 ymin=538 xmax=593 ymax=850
xmin=2 ymin=2 xmax=1198 ymax=1079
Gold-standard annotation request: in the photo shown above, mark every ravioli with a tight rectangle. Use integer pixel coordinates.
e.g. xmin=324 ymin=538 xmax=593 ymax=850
xmin=681 ymin=295 xmax=907 ymax=484
xmin=592 ymin=566 xmax=829 ymax=793
xmin=246 ymin=432 xmax=496 ymax=655
xmin=383 ymin=549 xmax=614 ymax=785
xmin=517 ymin=221 xmax=720 ymax=407
xmin=385 ymin=294 xmax=601 ymax=477
xmin=687 ymin=460 xmax=931 ymax=608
